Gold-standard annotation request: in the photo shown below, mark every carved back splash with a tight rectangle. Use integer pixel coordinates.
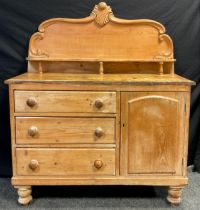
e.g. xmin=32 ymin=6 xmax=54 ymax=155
xmin=28 ymin=2 xmax=175 ymax=74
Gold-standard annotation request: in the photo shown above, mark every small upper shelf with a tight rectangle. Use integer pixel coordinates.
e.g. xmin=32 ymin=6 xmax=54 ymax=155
xmin=27 ymin=58 xmax=176 ymax=62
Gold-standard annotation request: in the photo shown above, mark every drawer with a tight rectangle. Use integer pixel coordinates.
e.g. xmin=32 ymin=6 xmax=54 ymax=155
xmin=14 ymin=91 xmax=116 ymax=113
xmin=16 ymin=148 xmax=116 ymax=176
xmin=16 ymin=117 xmax=115 ymax=144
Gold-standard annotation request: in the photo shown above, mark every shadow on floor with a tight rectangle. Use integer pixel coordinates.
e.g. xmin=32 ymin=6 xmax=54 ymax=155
xmin=32 ymin=185 xmax=167 ymax=199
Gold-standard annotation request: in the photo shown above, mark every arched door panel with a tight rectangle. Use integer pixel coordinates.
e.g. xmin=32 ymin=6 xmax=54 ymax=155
xmin=121 ymin=92 xmax=185 ymax=175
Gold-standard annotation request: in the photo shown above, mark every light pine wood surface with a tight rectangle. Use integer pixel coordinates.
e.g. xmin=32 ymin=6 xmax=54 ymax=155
xmin=16 ymin=117 xmax=116 ymax=144
xmin=16 ymin=148 xmax=116 ymax=176
xmin=14 ymin=91 xmax=116 ymax=113
xmin=121 ymin=92 xmax=185 ymax=176
xmin=5 ymin=2 xmax=194 ymax=206
xmin=6 ymin=73 xmax=194 ymax=85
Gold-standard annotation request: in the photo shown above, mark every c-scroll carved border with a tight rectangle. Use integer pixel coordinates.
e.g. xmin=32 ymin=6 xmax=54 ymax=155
xmin=28 ymin=2 xmax=174 ymax=60
xmin=154 ymin=34 xmax=174 ymax=60
xmin=29 ymin=32 xmax=49 ymax=58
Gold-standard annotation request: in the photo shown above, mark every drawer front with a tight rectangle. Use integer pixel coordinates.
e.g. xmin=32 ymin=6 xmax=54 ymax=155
xmin=16 ymin=117 xmax=115 ymax=144
xmin=14 ymin=91 xmax=116 ymax=113
xmin=16 ymin=148 xmax=116 ymax=176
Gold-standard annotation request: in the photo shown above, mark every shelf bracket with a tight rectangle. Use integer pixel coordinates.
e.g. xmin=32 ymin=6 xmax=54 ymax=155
xmin=159 ymin=61 xmax=164 ymax=75
xmin=38 ymin=62 xmax=43 ymax=74
xmin=99 ymin=62 xmax=104 ymax=75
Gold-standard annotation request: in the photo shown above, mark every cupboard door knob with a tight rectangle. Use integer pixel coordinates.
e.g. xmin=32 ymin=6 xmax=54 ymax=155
xmin=95 ymin=99 xmax=103 ymax=109
xmin=95 ymin=127 xmax=104 ymax=138
xmin=94 ymin=160 xmax=103 ymax=169
xmin=28 ymin=126 xmax=38 ymax=137
xmin=26 ymin=97 xmax=37 ymax=107
xmin=29 ymin=160 xmax=39 ymax=171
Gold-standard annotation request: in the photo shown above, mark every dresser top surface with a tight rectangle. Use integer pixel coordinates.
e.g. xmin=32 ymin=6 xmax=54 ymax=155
xmin=5 ymin=73 xmax=194 ymax=85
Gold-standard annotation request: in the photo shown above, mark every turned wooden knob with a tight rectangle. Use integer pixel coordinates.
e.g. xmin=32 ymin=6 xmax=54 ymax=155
xmin=94 ymin=160 xmax=103 ymax=169
xmin=95 ymin=127 xmax=104 ymax=138
xmin=29 ymin=160 xmax=39 ymax=171
xmin=28 ymin=126 xmax=38 ymax=137
xmin=26 ymin=97 xmax=37 ymax=107
xmin=95 ymin=99 xmax=103 ymax=109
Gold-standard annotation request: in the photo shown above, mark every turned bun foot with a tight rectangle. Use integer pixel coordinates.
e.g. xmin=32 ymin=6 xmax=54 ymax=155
xmin=17 ymin=186 xmax=32 ymax=205
xmin=167 ymin=186 xmax=184 ymax=206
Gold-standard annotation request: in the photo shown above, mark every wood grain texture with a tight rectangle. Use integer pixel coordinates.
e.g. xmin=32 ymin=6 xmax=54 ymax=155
xmin=9 ymin=82 xmax=192 ymax=93
xmin=17 ymin=186 xmax=32 ymax=205
xmin=182 ymin=92 xmax=191 ymax=177
xmin=167 ymin=185 xmax=185 ymax=206
xmin=14 ymin=91 xmax=116 ymax=113
xmin=4 ymin=2 xmax=195 ymax=205
xmin=121 ymin=92 xmax=185 ymax=175
xmin=11 ymin=176 xmax=188 ymax=186
xmin=16 ymin=148 xmax=116 ymax=176
xmin=27 ymin=2 xmax=173 ymax=65
xmin=9 ymin=86 xmax=17 ymax=177
xmin=5 ymin=73 xmax=194 ymax=85
xmin=27 ymin=61 xmax=175 ymax=74
xmin=16 ymin=117 xmax=115 ymax=144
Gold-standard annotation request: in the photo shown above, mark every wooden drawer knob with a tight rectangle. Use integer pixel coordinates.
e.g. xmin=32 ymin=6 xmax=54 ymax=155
xmin=29 ymin=160 xmax=39 ymax=171
xmin=94 ymin=160 xmax=103 ymax=169
xmin=26 ymin=97 xmax=37 ymax=107
xmin=95 ymin=99 xmax=103 ymax=109
xmin=28 ymin=126 xmax=38 ymax=137
xmin=95 ymin=127 xmax=104 ymax=138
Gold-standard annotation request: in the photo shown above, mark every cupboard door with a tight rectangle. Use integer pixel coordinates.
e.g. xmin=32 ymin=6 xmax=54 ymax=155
xmin=121 ymin=92 xmax=185 ymax=175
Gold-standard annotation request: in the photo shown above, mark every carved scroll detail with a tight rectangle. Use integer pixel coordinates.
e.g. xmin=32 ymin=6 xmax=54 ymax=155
xmin=29 ymin=32 xmax=49 ymax=58
xmin=154 ymin=34 xmax=173 ymax=60
xmin=27 ymin=1 xmax=175 ymax=66
xmin=91 ymin=2 xmax=113 ymax=27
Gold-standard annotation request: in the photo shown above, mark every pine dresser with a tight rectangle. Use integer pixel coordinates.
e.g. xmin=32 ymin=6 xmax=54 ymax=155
xmin=5 ymin=2 xmax=194 ymax=206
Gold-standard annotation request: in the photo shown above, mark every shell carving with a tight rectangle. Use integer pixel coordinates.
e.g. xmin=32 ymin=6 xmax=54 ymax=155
xmin=91 ymin=2 xmax=113 ymax=27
